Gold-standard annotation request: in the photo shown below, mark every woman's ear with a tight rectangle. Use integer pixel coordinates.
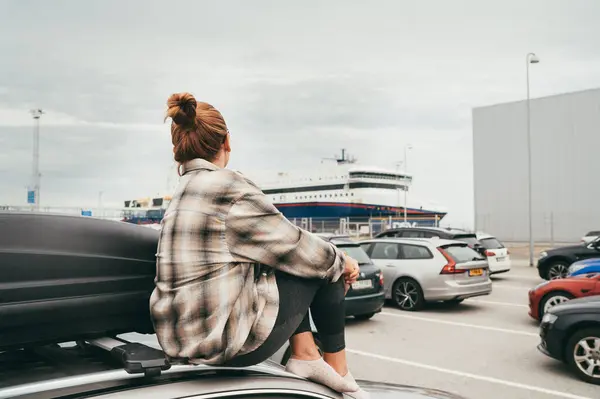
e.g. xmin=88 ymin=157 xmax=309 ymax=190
xmin=224 ymin=133 xmax=231 ymax=152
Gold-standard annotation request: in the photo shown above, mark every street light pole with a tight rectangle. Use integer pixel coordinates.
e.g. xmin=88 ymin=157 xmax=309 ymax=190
xmin=526 ymin=53 xmax=539 ymax=267
xmin=403 ymin=144 xmax=412 ymax=224
xmin=30 ymin=109 xmax=44 ymax=211
xmin=395 ymin=161 xmax=402 ymax=218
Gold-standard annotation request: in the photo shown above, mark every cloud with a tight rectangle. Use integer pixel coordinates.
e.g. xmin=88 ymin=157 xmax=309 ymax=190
xmin=1 ymin=0 xmax=600 ymax=227
xmin=0 ymin=124 xmax=174 ymax=207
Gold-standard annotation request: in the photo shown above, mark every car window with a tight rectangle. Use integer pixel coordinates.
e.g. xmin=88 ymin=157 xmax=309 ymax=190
xmin=419 ymin=231 xmax=437 ymax=238
xmin=400 ymin=244 xmax=433 ymax=259
xmin=454 ymin=235 xmax=480 ymax=246
xmin=360 ymin=243 xmax=372 ymax=255
xmin=442 ymin=245 xmax=485 ymax=262
xmin=586 ymin=231 xmax=600 ymax=236
xmin=479 ymin=237 xmax=504 ymax=249
xmin=377 ymin=231 xmax=395 ymax=238
xmin=337 ymin=245 xmax=372 ymax=264
xmin=370 ymin=242 xmax=400 ymax=259
xmin=402 ymin=230 xmax=424 ymax=238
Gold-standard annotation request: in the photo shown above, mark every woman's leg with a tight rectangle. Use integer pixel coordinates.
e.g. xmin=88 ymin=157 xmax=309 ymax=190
xmin=224 ymin=271 xmax=362 ymax=395
xmin=289 ymin=313 xmax=321 ymax=360
xmin=308 ymin=277 xmax=348 ymax=375
xmin=285 ymin=277 xmax=364 ymax=395
xmin=222 ymin=271 xmax=319 ymax=367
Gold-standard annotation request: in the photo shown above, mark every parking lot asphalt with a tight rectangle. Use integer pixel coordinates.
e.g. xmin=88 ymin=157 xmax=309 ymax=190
xmin=344 ymin=261 xmax=599 ymax=399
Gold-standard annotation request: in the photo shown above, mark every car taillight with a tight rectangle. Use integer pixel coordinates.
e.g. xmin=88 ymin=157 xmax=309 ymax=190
xmin=485 ymin=250 xmax=496 ymax=257
xmin=378 ymin=272 xmax=384 ymax=286
xmin=438 ymin=248 xmax=466 ymax=274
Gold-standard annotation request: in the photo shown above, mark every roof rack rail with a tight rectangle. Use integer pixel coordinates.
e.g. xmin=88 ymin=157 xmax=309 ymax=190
xmin=86 ymin=337 xmax=171 ymax=377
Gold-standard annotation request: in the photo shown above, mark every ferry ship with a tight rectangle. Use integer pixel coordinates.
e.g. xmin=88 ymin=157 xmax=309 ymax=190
xmin=253 ymin=149 xmax=446 ymax=222
xmin=121 ymin=150 xmax=447 ymax=225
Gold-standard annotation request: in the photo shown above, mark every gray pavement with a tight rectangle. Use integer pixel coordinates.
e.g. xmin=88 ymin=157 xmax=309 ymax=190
xmin=344 ymin=262 xmax=598 ymax=399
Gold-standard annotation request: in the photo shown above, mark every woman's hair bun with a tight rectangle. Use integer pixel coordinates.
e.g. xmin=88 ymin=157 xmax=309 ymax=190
xmin=166 ymin=92 xmax=197 ymax=126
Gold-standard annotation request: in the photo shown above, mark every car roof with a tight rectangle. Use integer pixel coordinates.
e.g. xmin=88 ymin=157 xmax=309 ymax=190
xmin=0 ymin=338 xmax=331 ymax=399
xmin=314 ymin=233 xmax=358 ymax=246
xmin=475 ymin=232 xmax=496 ymax=240
xmin=0 ymin=336 xmax=465 ymax=399
xmin=360 ymin=237 xmax=468 ymax=247
xmin=377 ymin=227 xmax=476 ymax=237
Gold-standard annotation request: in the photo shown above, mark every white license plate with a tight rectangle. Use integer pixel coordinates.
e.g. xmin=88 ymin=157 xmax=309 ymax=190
xmin=496 ymin=257 xmax=506 ymax=262
xmin=352 ymin=280 xmax=373 ymax=290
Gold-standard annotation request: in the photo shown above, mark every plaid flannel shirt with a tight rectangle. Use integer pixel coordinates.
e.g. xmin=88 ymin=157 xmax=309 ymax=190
xmin=149 ymin=158 xmax=346 ymax=365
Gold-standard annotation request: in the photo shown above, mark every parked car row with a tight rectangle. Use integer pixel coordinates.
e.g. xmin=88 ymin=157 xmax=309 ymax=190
xmin=582 ymin=230 xmax=600 ymax=244
xmin=537 ymin=237 xmax=600 ymax=280
xmin=318 ymin=227 xmax=498 ymax=314
xmin=537 ymin=295 xmax=600 ymax=385
xmin=569 ymin=258 xmax=600 ymax=277
xmin=526 ymin=234 xmax=600 ymax=385
xmin=359 ymin=237 xmax=492 ymax=311
xmin=374 ymin=227 xmax=512 ymax=275
xmin=528 ymin=273 xmax=600 ymax=320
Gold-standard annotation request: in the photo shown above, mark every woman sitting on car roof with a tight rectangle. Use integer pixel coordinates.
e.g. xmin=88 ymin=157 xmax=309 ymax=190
xmin=150 ymin=93 xmax=367 ymax=399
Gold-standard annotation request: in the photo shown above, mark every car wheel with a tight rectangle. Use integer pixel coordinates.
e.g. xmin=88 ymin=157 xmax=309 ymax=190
xmin=392 ymin=278 xmax=424 ymax=311
xmin=539 ymin=291 xmax=574 ymax=318
xmin=355 ymin=313 xmax=375 ymax=320
xmin=545 ymin=262 xmax=570 ymax=280
xmin=566 ymin=327 xmax=600 ymax=385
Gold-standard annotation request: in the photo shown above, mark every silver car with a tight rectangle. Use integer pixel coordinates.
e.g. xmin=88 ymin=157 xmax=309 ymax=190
xmin=359 ymin=238 xmax=492 ymax=311
xmin=0 ymin=334 xmax=467 ymax=399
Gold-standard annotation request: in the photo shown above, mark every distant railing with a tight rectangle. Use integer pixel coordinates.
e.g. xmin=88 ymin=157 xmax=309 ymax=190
xmin=0 ymin=205 xmax=132 ymax=221
xmin=0 ymin=205 xmax=445 ymax=237
xmin=289 ymin=215 xmax=443 ymax=238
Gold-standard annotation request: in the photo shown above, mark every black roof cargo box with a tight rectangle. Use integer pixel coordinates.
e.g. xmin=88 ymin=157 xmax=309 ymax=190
xmin=0 ymin=213 xmax=159 ymax=351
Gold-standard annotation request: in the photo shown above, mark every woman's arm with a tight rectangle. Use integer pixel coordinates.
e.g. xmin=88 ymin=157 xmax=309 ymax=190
xmin=225 ymin=189 xmax=346 ymax=282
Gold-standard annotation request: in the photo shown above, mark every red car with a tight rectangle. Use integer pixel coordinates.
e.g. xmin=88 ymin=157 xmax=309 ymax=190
xmin=528 ymin=273 xmax=600 ymax=320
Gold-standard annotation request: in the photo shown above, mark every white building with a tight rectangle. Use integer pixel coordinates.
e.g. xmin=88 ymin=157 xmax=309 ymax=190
xmin=472 ymin=87 xmax=600 ymax=242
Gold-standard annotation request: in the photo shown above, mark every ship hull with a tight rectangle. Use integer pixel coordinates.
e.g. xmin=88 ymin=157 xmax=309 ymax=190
xmin=274 ymin=201 xmax=445 ymax=222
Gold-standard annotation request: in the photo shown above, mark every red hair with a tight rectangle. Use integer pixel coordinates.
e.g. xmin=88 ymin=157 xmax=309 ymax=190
xmin=165 ymin=92 xmax=228 ymax=164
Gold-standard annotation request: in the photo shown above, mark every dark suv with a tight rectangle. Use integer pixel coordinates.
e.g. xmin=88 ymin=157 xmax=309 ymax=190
xmin=316 ymin=234 xmax=385 ymax=320
xmin=537 ymin=238 xmax=600 ymax=280
xmin=374 ymin=227 xmax=485 ymax=256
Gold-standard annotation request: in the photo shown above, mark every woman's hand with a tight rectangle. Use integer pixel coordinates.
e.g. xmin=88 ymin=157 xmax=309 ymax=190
xmin=343 ymin=256 xmax=360 ymax=286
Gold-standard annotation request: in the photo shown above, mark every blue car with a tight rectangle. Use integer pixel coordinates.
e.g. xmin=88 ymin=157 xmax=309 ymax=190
xmin=567 ymin=258 xmax=600 ymax=276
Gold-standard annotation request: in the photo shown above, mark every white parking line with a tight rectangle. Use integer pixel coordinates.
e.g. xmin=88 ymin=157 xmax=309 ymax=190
xmin=467 ymin=299 xmax=529 ymax=308
xmin=493 ymin=274 xmax=543 ymax=282
xmin=492 ymin=284 xmax=534 ymax=290
xmin=380 ymin=312 xmax=538 ymax=337
xmin=347 ymin=349 xmax=593 ymax=399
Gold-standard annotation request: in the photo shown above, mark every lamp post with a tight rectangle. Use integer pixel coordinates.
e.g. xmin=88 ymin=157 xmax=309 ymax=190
xmin=526 ymin=53 xmax=539 ymax=267
xmin=30 ymin=109 xmax=44 ymax=210
xmin=403 ymin=144 xmax=413 ymax=224
xmin=395 ymin=161 xmax=402 ymax=218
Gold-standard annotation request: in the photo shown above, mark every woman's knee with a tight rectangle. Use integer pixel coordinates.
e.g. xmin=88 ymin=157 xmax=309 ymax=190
xmin=314 ymin=279 xmax=345 ymax=307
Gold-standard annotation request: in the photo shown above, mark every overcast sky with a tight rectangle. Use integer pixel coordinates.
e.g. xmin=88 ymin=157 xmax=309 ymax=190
xmin=1 ymin=0 xmax=599 ymax=227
